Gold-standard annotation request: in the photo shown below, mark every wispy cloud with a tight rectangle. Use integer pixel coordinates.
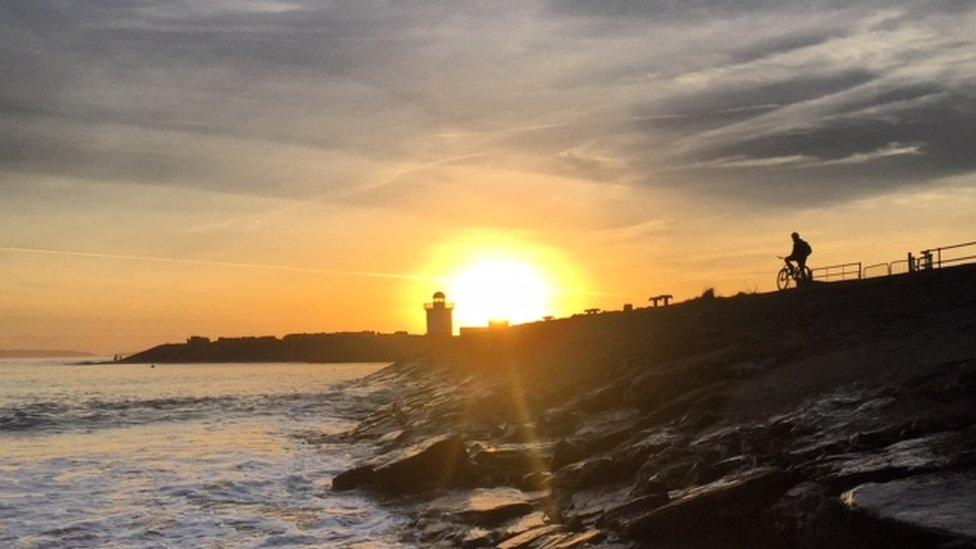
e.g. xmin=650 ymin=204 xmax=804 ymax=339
xmin=1 ymin=0 xmax=973 ymax=209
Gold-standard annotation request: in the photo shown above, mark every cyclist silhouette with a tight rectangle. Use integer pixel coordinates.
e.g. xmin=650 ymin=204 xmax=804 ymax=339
xmin=785 ymin=232 xmax=812 ymax=274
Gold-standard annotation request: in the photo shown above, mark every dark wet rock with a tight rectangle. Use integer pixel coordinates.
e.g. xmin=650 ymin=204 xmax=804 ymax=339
xmin=553 ymin=455 xmax=636 ymax=493
xmin=472 ymin=444 xmax=550 ymax=480
xmin=812 ymin=433 xmax=956 ymax=489
xmin=632 ymin=446 xmax=704 ymax=492
xmin=610 ymin=428 xmax=683 ymax=472
xmin=624 ymin=466 xmax=793 ymax=540
xmin=577 ymin=380 xmax=629 ymax=414
xmin=331 ymin=464 xmax=372 ymax=491
xmin=600 ymin=492 xmax=670 ymax=526
xmin=841 ymin=473 xmax=976 ymax=544
xmin=551 ymin=439 xmax=585 ymax=469
xmin=761 ymin=481 xmax=848 ymax=546
xmin=560 ymin=485 xmax=632 ymax=526
xmin=333 ymin=434 xmax=474 ymax=494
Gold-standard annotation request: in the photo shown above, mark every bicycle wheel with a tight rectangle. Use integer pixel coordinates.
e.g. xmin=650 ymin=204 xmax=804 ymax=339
xmin=801 ymin=266 xmax=813 ymax=284
xmin=776 ymin=267 xmax=791 ymax=290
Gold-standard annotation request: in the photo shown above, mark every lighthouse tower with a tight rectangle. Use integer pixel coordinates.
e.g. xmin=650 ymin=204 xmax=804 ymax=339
xmin=424 ymin=291 xmax=453 ymax=337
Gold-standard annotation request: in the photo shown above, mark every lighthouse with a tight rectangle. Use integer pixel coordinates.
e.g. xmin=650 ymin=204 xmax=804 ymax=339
xmin=424 ymin=291 xmax=453 ymax=337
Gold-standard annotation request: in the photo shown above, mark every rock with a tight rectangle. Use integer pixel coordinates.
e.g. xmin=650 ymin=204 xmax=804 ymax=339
xmin=497 ymin=524 xmax=565 ymax=549
xmin=562 ymin=485 xmax=633 ymax=526
xmin=600 ymin=492 xmax=670 ymax=526
xmin=518 ymin=471 xmax=553 ymax=491
xmin=503 ymin=511 xmax=548 ymax=537
xmin=611 ymin=428 xmax=683 ymax=473
xmin=841 ymin=473 xmax=976 ymax=544
xmin=425 ymin=488 xmax=534 ymax=527
xmin=624 ymin=466 xmax=793 ymax=541
xmin=461 ymin=527 xmax=493 ymax=547
xmin=332 ymin=433 xmax=474 ymax=494
xmin=537 ymin=528 xmax=606 ymax=548
xmin=815 ymin=433 xmax=956 ymax=489
xmin=473 ymin=444 xmax=548 ymax=478
xmin=761 ymin=482 xmax=846 ymax=546
xmin=458 ymin=489 xmax=534 ymax=526
xmin=331 ymin=464 xmax=372 ymax=491
xmin=551 ymin=439 xmax=585 ymax=469
xmin=378 ymin=428 xmax=407 ymax=446
xmin=553 ymin=457 xmax=621 ymax=491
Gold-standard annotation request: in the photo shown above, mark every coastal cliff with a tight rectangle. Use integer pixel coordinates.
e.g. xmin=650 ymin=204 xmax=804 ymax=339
xmin=328 ymin=265 xmax=976 ymax=547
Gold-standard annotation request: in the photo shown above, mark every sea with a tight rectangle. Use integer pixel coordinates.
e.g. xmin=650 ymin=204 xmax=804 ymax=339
xmin=0 ymin=358 xmax=409 ymax=547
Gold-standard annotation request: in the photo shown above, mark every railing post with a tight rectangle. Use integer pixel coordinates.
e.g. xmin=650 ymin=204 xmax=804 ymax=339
xmin=908 ymin=252 xmax=914 ymax=273
xmin=858 ymin=262 xmax=862 ymax=279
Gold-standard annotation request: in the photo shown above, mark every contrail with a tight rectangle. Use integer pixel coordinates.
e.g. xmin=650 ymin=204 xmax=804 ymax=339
xmin=0 ymin=244 xmax=633 ymax=299
xmin=0 ymin=245 xmax=443 ymax=283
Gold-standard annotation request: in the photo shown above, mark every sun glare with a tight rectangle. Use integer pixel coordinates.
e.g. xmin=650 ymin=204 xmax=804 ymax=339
xmin=418 ymin=231 xmax=591 ymax=332
xmin=449 ymin=258 xmax=551 ymax=327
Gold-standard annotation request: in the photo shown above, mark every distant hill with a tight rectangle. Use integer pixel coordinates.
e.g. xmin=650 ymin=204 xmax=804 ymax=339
xmin=0 ymin=349 xmax=95 ymax=358
xmin=122 ymin=331 xmax=432 ymax=364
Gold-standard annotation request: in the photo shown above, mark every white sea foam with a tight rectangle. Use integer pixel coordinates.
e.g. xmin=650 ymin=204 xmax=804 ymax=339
xmin=0 ymin=359 xmax=408 ymax=547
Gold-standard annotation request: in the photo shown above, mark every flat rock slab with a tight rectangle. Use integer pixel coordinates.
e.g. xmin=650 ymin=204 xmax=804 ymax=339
xmin=332 ymin=433 xmax=473 ymax=494
xmin=818 ymin=433 xmax=954 ymax=488
xmin=425 ymin=487 xmax=534 ymax=526
xmin=625 ymin=466 xmax=792 ymax=540
xmin=498 ymin=524 xmax=565 ymax=549
xmin=841 ymin=473 xmax=976 ymax=543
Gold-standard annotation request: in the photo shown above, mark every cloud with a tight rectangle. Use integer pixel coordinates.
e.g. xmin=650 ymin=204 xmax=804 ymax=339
xmin=0 ymin=0 xmax=973 ymax=210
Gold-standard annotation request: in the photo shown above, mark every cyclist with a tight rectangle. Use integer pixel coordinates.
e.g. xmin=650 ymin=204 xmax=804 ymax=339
xmin=785 ymin=231 xmax=812 ymax=279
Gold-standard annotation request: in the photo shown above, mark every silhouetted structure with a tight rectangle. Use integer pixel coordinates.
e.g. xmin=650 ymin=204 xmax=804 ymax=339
xmin=584 ymin=308 xmax=601 ymax=315
xmin=459 ymin=319 xmax=510 ymax=337
xmin=425 ymin=291 xmax=454 ymax=337
xmin=488 ymin=320 xmax=510 ymax=330
xmin=623 ymin=304 xmax=634 ymax=312
xmin=649 ymin=294 xmax=673 ymax=307
xmin=123 ymin=331 xmax=424 ymax=363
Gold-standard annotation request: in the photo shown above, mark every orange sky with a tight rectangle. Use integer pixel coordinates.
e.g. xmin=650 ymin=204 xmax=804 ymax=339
xmin=3 ymin=168 xmax=975 ymax=354
xmin=2 ymin=1 xmax=975 ymax=354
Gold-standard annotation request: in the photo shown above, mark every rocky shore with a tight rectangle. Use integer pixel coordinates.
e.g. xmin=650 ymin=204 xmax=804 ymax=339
xmin=323 ymin=265 xmax=976 ymax=547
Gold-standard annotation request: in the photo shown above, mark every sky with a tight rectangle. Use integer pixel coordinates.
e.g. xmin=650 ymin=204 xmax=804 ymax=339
xmin=1 ymin=0 xmax=975 ymax=353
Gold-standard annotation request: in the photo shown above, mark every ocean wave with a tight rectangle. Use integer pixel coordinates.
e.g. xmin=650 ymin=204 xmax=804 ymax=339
xmin=0 ymin=386 xmax=389 ymax=434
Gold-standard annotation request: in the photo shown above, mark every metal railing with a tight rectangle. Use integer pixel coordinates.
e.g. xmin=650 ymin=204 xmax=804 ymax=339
xmin=811 ymin=261 xmax=862 ymax=282
xmin=921 ymin=240 xmax=976 ymax=269
xmin=851 ymin=239 xmax=976 ymax=281
xmin=862 ymin=262 xmax=891 ymax=278
xmin=889 ymin=259 xmax=911 ymax=275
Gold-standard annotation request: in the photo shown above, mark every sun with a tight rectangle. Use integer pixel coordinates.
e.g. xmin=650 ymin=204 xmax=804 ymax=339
xmin=416 ymin=230 xmax=591 ymax=332
xmin=448 ymin=257 xmax=551 ymax=327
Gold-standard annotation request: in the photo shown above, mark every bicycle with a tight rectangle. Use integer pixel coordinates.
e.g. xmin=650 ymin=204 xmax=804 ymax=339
xmin=777 ymin=256 xmax=812 ymax=290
